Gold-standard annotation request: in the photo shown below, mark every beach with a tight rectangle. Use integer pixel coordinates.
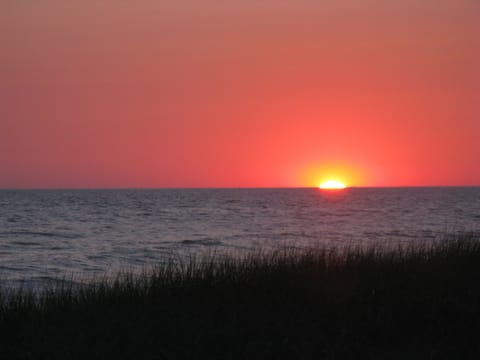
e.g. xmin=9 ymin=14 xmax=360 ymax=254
xmin=2 ymin=232 xmax=480 ymax=359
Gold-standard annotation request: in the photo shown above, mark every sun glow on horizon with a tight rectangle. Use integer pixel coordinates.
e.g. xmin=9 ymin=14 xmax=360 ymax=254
xmin=319 ymin=180 xmax=347 ymax=189
xmin=300 ymin=163 xmax=364 ymax=189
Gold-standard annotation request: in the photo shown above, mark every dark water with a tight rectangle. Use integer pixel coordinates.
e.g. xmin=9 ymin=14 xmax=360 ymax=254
xmin=1 ymin=188 xmax=479 ymax=287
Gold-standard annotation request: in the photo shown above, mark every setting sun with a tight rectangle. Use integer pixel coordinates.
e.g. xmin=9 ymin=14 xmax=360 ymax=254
xmin=319 ymin=180 xmax=347 ymax=189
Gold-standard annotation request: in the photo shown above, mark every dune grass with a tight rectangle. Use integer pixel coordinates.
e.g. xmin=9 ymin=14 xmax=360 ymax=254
xmin=1 ymin=233 xmax=480 ymax=359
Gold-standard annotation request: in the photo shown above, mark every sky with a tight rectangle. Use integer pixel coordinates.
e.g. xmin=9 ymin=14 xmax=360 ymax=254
xmin=1 ymin=0 xmax=479 ymax=188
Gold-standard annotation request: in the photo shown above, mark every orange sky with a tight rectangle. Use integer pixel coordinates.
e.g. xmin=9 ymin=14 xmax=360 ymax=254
xmin=1 ymin=0 xmax=479 ymax=188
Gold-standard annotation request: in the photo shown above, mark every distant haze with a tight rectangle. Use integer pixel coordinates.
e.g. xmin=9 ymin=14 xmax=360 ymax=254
xmin=1 ymin=1 xmax=479 ymax=188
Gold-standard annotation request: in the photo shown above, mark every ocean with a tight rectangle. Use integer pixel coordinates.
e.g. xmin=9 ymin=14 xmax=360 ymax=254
xmin=1 ymin=188 xmax=479 ymax=287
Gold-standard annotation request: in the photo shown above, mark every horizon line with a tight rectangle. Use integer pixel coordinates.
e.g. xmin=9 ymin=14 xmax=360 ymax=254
xmin=1 ymin=185 xmax=479 ymax=191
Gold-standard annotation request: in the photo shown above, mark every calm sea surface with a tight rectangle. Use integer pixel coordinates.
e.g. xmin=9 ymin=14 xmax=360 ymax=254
xmin=1 ymin=188 xmax=479 ymax=287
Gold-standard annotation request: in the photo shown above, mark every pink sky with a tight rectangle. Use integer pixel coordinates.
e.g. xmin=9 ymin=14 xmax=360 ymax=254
xmin=1 ymin=0 xmax=479 ymax=188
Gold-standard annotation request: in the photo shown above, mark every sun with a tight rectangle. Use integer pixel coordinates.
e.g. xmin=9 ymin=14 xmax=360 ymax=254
xmin=319 ymin=180 xmax=347 ymax=189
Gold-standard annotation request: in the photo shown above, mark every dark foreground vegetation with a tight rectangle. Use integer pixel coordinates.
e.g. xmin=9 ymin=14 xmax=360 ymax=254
xmin=2 ymin=233 xmax=480 ymax=359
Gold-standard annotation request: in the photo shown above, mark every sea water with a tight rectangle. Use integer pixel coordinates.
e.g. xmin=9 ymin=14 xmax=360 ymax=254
xmin=1 ymin=188 xmax=479 ymax=287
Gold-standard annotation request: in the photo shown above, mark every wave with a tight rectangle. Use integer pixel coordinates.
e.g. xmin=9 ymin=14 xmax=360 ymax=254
xmin=0 ymin=231 xmax=82 ymax=239
xmin=181 ymin=238 xmax=223 ymax=246
xmin=9 ymin=240 xmax=43 ymax=246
